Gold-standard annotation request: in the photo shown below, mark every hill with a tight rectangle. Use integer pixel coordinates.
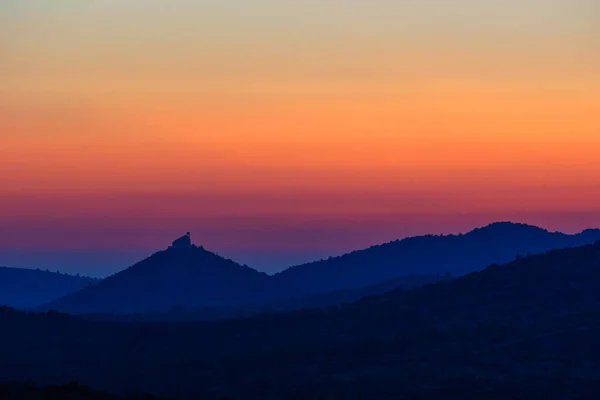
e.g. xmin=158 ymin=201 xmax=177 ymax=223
xmin=39 ymin=224 xmax=600 ymax=315
xmin=41 ymin=234 xmax=271 ymax=314
xmin=3 ymin=241 xmax=600 ymax=398
xmin=234 ymin=272 xmax=451 ymax=316
xmin=88 ymin=273 xmax=449 ymax=322
xmin=0 ymin=267 xmax=98 ymax=309
xmin=272 ymin=222 xmax=600 ymax=295
xmin=0 ymin=382 xmax=164 ymax=400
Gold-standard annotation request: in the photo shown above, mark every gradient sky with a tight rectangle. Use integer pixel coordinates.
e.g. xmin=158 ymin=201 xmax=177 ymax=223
xmin=1 ymin=1 xmax=599 ymax=276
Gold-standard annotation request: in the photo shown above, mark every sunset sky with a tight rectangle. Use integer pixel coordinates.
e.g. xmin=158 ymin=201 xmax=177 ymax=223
xmin=1 ymin=1 xmax=599 ymax=276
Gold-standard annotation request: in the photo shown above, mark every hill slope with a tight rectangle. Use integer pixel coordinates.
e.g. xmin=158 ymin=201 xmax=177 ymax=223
xmin=93 ymin=273 xmax=450 ymax=322
xmin=3 ymin=241 xmax=600 ymax=398
xmin=41 ymin=234 xmax=271 ymax=314
xmin=273 ymin=222 xmax=600 ymax=295
xmin=0 ymin=382 xmax=164 ymax=400
xmin=0 ymin=267 xmax=98 ymax=309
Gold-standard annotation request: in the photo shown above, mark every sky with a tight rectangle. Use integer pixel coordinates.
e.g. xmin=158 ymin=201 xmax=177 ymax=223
xmin=1 ymin=1 xmax=599 ymax=276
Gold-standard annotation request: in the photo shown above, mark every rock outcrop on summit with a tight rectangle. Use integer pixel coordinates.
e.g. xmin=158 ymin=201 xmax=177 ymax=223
xmin=171 ymin=232 xmax=192 ymax=249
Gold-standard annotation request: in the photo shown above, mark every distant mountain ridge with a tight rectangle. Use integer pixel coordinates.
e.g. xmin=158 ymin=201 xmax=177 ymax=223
xmin=0 ymin=267 xmax=98 ymax=309
xmin=39 ymin=223 xmax=600 ymax=315
xmin=272 ymin=222 xmax=600 ymax=295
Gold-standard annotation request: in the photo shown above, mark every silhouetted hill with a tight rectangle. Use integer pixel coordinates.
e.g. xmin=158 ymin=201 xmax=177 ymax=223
xmin=87 ymin=274 xmax=450 ymax=322
xmin=3 ymin=241 xmax=600 ymax=398
xmin=41 ymin=234 xmax=270 ymax=314
xmin=0 ymin=267 xmax=98 ymax=309
xmin=273 ymin=222 xmax=600 ymax=295
xmin=38 ymin=224 xmax=600 ymax=315
xmin=239 ymin=273 xmax=451 ymax=316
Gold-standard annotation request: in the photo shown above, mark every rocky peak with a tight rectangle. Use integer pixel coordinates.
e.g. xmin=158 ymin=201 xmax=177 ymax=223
xmin=172 ymin=232 xmax=192 ymax=249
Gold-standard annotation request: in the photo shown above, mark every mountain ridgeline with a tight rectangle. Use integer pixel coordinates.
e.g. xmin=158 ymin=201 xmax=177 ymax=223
xmin=37 ymin=223 xmax=600 ymax=315
xmin=272 ymin=222 xmax=600 ymax=295
xmin=3 ymin=241 xmax=600 ymax=398
xmin=0 ymin=267 xmax=98 ymax=309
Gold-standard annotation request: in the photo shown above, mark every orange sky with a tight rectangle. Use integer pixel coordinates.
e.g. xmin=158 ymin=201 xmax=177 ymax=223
xmin=1 ymin=0 xmax=599 ymax=273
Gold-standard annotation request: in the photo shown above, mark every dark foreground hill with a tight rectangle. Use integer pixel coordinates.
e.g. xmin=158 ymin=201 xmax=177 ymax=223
xmin=0 ymin=267 xmax=98 ymax=309
xmin=272 ymin=222 xmax=600 ymax=295
xmin=41 ymin=234 xmax=271 ymax=314
xmin=0 ymin=382 xmax=164 ymax=400
xmin=3 ymin=241 xmax=600 ymax=399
